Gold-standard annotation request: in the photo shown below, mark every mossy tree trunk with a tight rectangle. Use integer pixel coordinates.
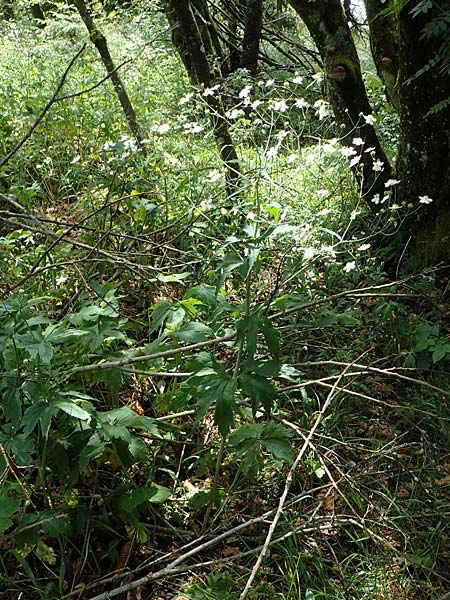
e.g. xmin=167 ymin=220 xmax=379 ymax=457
xmin=288 ymin=0 xmax=393 ymax=201
xmin=163 ymin=0 xmax=241 ymax=195
xmin=395 ymin=0 xmax=450 ymax=261
xmin=72 ymin=0 xmax=146 ymax=152
xmin=364 ymin=0 xmax=401 ymax=112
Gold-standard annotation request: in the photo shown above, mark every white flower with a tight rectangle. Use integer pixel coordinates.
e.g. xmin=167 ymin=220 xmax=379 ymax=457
xmin=266 ymin=146 xmax=279 ymax=158
xmin=341 ymin=146 xmax=357 ymax=157
xmin=156 ymin=123 xmax=170 ymax=134
xmin=251 ymin=99 xmax=263 ymax=110
xmin=372 ymin=159 xmax=384 ymax=172
xmin=228 ymin=108 xmax=245 ymax=120
xmin=272 ymin=99 xmax=289 ymax=112
xmin=179 ymin=92 xmax=194 ymax=105
xmin=358 ymin=243 xmax=371 ymax=251
xmin=418 ymin=195 xmax=433 ymax=204
xmin=202 ymin=84 xmax=219 ymax=97
xmin=56 ymin=274 xmax=68 ymax=285
xmin=184 ymin=122 xmax=205 ymax=133
xmin=350 ymin=156 xmax=361 ymax=167
xmin=291 ymin=75 xmax=303 ymax=84
xmin=364 ymin=114 xmax=376 ymax=125
xmin=103 ymin=140 xmax=115 ymax=151
xmin=343 ymin=261 xmax=356 ymax=272
xmin=286 ymin=153 xmax=297 ymax=164
xmin=239 ymin=84 xmax=253 ymax=99
xmin=265 ymin=79 xmax=275 ymax=87
xmin=295 ymin=98 xmax=309 ymax=109
xmin=352 ymin=137 xmax=364 ymax=146
xmin=276 ymin=129 xmax=289 ymax=141
xmin=312 ymin=73 xmax=323 ymax=83
xmin=384 ymin=178 xmax=400 ymax=188
xmin=389 ymin=203 xmax=401 ymax=210
xmin=322 ymin=245 xmax=336 ymax=258
xmin=206 ymin=169 xmax=222 ymax=182
xmin=350 ymin=210 xmax=361 ymax=220
xmin=318 ymin=208 xmax=332 ymax=215
xmin=246 ymin=211 xmax=257 ymax=221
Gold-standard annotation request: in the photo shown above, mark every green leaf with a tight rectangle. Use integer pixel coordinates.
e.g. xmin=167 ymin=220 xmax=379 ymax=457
xmin=156 ymin=272 xmax=191 ymax=283
xmin=120 ymin=484 xmax=171 ymax=513
xmin=41 ymin=512 xmax=71 ymax=537
xmin=240 ymin=373 xmax=277 ymax=417
xmin=55 ymin=401 xmax=92 ymax=422
xmin=236 ymin=316 xmax=258 ymax=361
xmin=0 ymin=489 xmax=21 ymax=533
xmin=128 ymin=436 xmax=149 ymax=461
xmin=214 ymin=379 xmax=238 ymax=437
xmin=22 ymin=402 xmax=54 ymax=437
xmin=195 ymin=374 xmax=237 ymax=437
xmin=150 ymin=300 xmax=172 ymax=334
xmin=432 ymin=342 xmax=450 ymax=363
xmin=258 ymin=316 xmax=280 ymax=359
xmin=174 ymin=321 xmax=212 ymax=343
xmin=3 ymin=386 xmax=22 ymax=427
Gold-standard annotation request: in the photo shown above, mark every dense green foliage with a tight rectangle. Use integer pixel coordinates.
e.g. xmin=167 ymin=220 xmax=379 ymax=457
xmin=0 ymin=3 xmax=450 ymax=599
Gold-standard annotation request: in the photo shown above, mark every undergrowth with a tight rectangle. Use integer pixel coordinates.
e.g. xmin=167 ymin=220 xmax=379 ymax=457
xmin=0 ymin=7 xmax=450 ymax=600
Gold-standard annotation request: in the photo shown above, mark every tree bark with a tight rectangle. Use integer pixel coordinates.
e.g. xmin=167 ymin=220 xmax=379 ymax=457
xmin=288 ymin=0 xmax=392 ymax=201
xmin=163 ymin=0 xmax=241 ymax=195
xmin=240 ymin=0 xmax=263 ymax=75
xmin=72 ymin=0 xmax=146 ymax=153
xmin=395 ymin=0 xmax=450 ymax=261
xmin=364 ymin=0 xmax=400 ymax=111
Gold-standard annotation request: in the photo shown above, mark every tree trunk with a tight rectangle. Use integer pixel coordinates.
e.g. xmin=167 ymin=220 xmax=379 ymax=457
xmin=288 ymin=0 xmax=392 ymax=201
xmin=395 ymin=0 xmax=450 ymax=261
xmin=364 ymin=0 xmax=400 ymax=112
xmin=163 ymin=0 xmax=241 ymax=195
xmin=72 ymin=0 xmax=146 ymax=153
xmin=240 ymin=0 xmax=263 ymax=75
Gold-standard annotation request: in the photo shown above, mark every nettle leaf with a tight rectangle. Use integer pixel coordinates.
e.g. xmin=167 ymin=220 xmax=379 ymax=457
xmin=195 ymin=374 xmax=237 ymax=437
xmin=174 ymin=321 xmax=212 ymax=343
xmin=258 ymin=316 xmax=280 ymax=359
xmin=240 ymin=373 xmax=277 ymax=417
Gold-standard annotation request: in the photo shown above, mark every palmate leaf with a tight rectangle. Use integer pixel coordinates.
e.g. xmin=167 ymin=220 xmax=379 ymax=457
xmin=195 ymin=373 xmax=237 ymax=437
xmin=0 ymin=488 xmax=21 ymax=533
xmin=239 ymin=372 xmax=277 ymax=417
